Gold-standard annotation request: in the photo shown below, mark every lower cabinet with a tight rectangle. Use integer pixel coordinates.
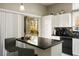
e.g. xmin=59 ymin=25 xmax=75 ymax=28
xmin=16 ymin=41 xmax=62 ymax=56
xmin=73 ymin=38 xmax=79 ymax=56
xmin=16 ymin=41 xmax=25 ymax=48
xmin=23 ymin=43 xmax=62 ymax=56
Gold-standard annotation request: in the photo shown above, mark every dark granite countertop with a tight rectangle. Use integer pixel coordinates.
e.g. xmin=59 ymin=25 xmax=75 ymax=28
xmin=16 ymin=37 xmax=63 ymax=50
xmin=53 ymin=35 xmax=79 ymax=39
xmin=52 ymin=31 xmax=79 ymax=39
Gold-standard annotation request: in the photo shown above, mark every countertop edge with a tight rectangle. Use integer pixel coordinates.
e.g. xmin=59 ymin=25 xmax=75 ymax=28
xmin=52 ymin=35 xmax=79 ymax=39
xmin=16 ymin=39 xmax=63 ymax=50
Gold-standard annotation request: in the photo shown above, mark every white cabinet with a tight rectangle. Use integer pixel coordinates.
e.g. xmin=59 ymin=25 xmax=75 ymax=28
xmin=5 ymin=13 xmax=18 ymax=38
xmin=0 ymin=11 xmax=24 ymax=56
xmin=0 ymin=11 xmax=6 ymax=56
xmin=72 ymin=11 xmax=79 ymax=31
xmin=41 ymin=14 xmax=71 ymax=38
xmin=54 ymin=15 xmax=60 ymax=27
xmin=60 ymin=13 xmax=71 ymax=27
xmin=73 ymin=38 xmax=79 ymax=56
xmin=5 ymin=13 xmax=24 ymax=38
xmin=72 ymin=3 xmax=79 ymax=10
xmin=55 ymin=13 xmax=71 ymax=27
xmin=0 ymin=12 xmax=24 ymax=39
xmin=41 ymin=15 xmax=54 ymax=38
xmin=36 ymin=43 xmax=62 ymax=56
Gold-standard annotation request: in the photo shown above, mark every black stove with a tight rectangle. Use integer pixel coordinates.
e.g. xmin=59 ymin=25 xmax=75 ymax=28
xmin=54 ymin=27 xmax=73 ymax=55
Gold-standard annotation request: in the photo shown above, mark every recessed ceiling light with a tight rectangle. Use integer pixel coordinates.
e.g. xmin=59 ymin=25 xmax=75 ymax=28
xmin=20 ymin=3 xmax=25 ymax=11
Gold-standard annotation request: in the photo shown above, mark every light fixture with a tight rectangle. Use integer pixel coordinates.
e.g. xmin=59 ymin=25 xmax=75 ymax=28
xmin=20 ymin=3 xmax=25 ymax=11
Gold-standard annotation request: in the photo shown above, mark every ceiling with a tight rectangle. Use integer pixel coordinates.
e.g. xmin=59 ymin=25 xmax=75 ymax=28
xmin=40 ymin=3 xmax=55 ymax=6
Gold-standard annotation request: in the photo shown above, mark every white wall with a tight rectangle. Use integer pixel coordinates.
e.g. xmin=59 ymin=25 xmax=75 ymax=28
xmin=0 ymin=3 xmax=47 ymax=16
xmin=41 ymin=15 xmax=53 ymax=38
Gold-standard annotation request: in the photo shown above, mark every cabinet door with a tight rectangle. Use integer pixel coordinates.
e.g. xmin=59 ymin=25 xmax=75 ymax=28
xmin=5 ymin=13 xmax=24 ymax=38
xmin=59 ymin=13 xmax=71 ymax=27
xmin=0 ymin=12 xmax=1 ymax=55
xmin=0 ymin=11 xmax=5 ymax=56
xmin=64 ymin=13 xmax=71 ymax=27
xmin=72 ymin=3 xmax=79 ymax=10
xmin=0 ymin=11 xmax=24 ymax=56
xmin=0 ymin=11 xmax=6 ymax=56
xmin=73 ymin=38 xmax=79 ymax=55
xmin=17 ymin=15 xmax=24 ymax=38
xmin=5 ymin=13 xmax=15 ymax=38
xmin=54 ymin=15 xmax=60 ymax=27
xmin=72 ymin=11 xmax=79 ymax=31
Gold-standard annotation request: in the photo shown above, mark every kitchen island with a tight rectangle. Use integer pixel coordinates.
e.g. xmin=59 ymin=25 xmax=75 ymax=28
xmin=16 ymin=36 xmax=63 ymax=56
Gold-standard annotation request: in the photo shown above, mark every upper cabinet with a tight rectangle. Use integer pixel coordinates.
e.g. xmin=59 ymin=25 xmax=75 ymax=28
xmin=72 ymin=3 xmax=79 ymax=31
xmin=54 ymin=15 xmax=60 ymax=27
xmin=54 ymin=13 xmax=72 ymax=27
xmin=0 ymin=11 xmax=24 ymax=38
xmin=72 ymin=11 xmax=79 ymax=31
xmin=72 ymin=3 xmax=79 ymax=10
xmin=41 ymin=13 xmax=72 ymax=37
